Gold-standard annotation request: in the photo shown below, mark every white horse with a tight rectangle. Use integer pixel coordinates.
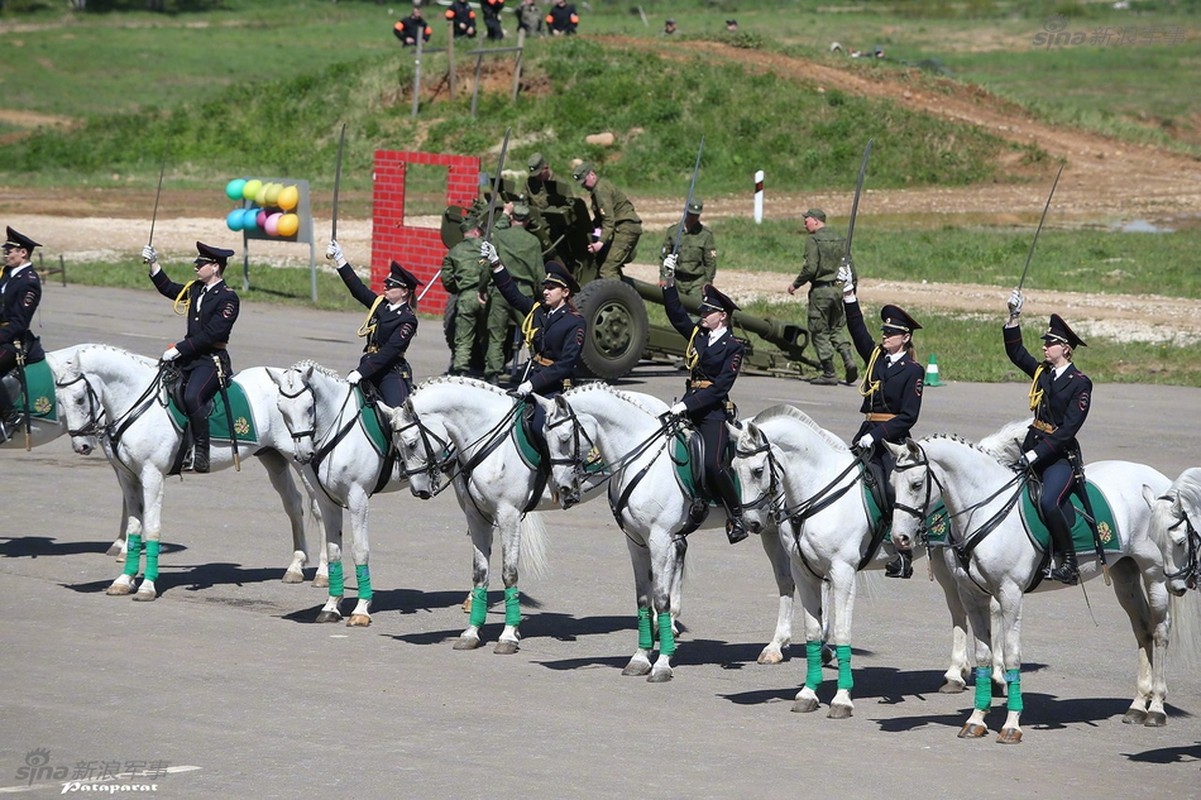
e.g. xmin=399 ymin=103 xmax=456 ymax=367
xmin=1143 ymin=467 xmax=1201 ymax=596
xmin=886 ymin=434 xmax=1172 ymax=742
xmin=272 ymin=360 xmax=425 ymax=627
xmin=2 ymin=344 xmax=133 ymax=556
xmin=56 ymin=344 xmax=326 ymax=600
xmin=385 ymin=377 xmax=579 ymax=654
xmin=535 ymin=383 xmax=733 ymax=683
xmin=728 ymin=407 xmax=1023 ymax=718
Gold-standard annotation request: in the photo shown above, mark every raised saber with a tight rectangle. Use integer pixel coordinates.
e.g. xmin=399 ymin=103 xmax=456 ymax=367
xmin=841 ymin=138 xmax=873 ymax=276
xmin=331 ymin=123 xmax=346 ymax=242
xmin=143 ymin=142 xmax=168 ymax=262
xmin=1015 ymin=162 xmax=1064 ymax=293
xmin=669 ymin=135 xmax=706 ymax=262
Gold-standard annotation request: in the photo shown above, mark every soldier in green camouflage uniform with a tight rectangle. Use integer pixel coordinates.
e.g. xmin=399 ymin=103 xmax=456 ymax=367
xmin=787 ymin=208 xmax=858 ymax=386
xmin=441 ymin=217 xmax=487 ymax=375
xmin=523 ymin=153 xmax=569 ymax=259
xmin=480 ymin=203 xmax=546 ymax=383
xmin=658 ymin=198 xmax=716 ymax=296
xmin=573 ymin=161 xmax=642 ymax=280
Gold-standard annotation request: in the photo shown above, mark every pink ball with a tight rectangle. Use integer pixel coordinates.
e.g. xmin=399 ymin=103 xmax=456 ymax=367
xmin=265 ymin=212 xmax=282 ymax=236
xmin=256 ymin=209 xmax=269 ymax=229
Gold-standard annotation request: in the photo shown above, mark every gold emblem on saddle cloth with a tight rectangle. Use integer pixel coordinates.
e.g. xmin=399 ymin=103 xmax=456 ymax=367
xmin=234 ymin=416 xmax=251 ymax=437
xmin=1097 ymin=520 xmax=1113 ymax=544
xmin=34 ymin=395 xmax=52 ymax=414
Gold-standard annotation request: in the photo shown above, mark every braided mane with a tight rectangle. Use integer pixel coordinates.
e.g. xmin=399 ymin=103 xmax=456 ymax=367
xmin=562 ymin=381 xmax=665 ymax=416
xmin=288 ymin=359 xmax=341 ymax=379
xmin=752 ymin=404 xmax=849 ymax=452
xmin=1172 ymin=468 xmax=1201 ymax=511
xmin=411 ymin=374 xmax=512 ymax=397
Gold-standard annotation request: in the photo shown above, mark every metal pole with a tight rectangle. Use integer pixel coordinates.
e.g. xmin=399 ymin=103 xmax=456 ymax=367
xmin=447 ymin=24 xmax=457 ymax=100
xmin=470 ymin=51 xmax=484 ymax=118
xmin=511 ymin=31 xmax=525 ymax=103
xmin=411 ymin=34 xmax=424 ymax=119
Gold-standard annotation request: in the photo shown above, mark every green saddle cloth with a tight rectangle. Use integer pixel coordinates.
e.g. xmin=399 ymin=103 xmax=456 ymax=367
xmin=862 ymin=484 xmax=951 ymax=544
xmin=1019 ymin=480 xmax=1120 ymax=553
xmin=673 ymin=431 xmax=740 ymax=504
xmin=12 ymin=359 xmax=56 ymax=421
xmin=166 ymin=379 xmax=259 ymax=445
xmin=354 ymin=387 xmax=391 ymax=456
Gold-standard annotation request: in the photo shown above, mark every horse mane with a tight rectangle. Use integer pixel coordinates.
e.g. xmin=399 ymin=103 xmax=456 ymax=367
xmin=77 ymin=343 xmax=157 ymax=367
xmin=1172 ymin=468 xmax=1201 ymax=512
xmin=562 ymin=381 xmax=664 ymax=416
xmin=411 ymin=374 xmax=512 ymax=397
xmin=918 ymin=432 xmax=1002 ymax=460
xmin=288 ymin=359 xmax=341 ymax=380
xmin=752 ymin=404 xmax=849 ymax=452
xmin=977 ymin=418 xmax=1030 ymax=463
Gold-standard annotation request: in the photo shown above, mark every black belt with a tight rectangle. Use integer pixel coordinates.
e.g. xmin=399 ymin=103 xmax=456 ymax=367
xmin=812 ymin=280 xmax=835 ymax=288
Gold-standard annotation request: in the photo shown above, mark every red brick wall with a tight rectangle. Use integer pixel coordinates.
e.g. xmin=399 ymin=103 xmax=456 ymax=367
xmin=371 ymin=150 xmax=481 ymax=315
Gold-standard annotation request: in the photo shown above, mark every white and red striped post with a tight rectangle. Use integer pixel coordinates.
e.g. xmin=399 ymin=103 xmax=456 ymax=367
xmin=753 ymin=170 xmax=764 ymax=224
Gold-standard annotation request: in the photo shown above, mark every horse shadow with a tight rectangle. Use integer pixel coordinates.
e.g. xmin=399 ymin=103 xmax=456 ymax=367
xmin=532 ymin=633 xmax=788 ymax=673
xmin=281 ymin=586 xmax=469 ymax=626
xmin=1122 ymin=740 xmax=1201 ymax=764
xmin=60 ymin=560 xmax=283 ymax=596
xmin=1 ymin=536 xmax=185 ymax=560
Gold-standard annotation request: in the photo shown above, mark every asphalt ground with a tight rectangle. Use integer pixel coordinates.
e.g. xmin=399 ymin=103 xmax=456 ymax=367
xmin=3 ymin=283 xmax=1200 ymax=799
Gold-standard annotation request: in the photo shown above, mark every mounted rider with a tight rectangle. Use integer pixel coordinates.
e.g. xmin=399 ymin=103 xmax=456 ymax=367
xmin=143 ymin=241 xmax=240 ymax=473
xmin=838 ymin=263 xmax=924 ymax=578
xmin=1004 ymin=290 xmax=1091 ymax=585
xmin=327 ymin=239 xmax=422 ymax=407
xmin=0 ymin=227 xmax=45 ymax=444
xmin=661 ymin=252 xmax=747 ymax=545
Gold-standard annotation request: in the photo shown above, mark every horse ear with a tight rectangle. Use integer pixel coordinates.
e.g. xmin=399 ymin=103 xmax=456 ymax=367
xmin=1141 ymin=484 xmax=1161 ymax=510
xmin=554 ymin=395 xmax=569 ymax=412
xmin=266 ymin=368 xmax=283 ymax=389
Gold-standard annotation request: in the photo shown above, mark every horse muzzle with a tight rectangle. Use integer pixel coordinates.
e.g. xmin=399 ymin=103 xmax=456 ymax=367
xmin=71 ymin=438 xmax=94 ymax=456
xmin=559 ymin=488 xmax=581 ymax=510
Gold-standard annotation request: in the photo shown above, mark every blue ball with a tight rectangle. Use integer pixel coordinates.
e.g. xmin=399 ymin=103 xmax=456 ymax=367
xmin=225 ymin=178 xmax=247 ymax=202
xmin=226 ymin=208 xmax=245 ymax=231
xmin=241 ymin=207 xmax=260 ymax=231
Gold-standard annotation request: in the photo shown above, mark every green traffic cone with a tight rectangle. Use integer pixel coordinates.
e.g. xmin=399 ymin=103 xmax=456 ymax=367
xmin=925 ymin=354 xmax=942 ymax=387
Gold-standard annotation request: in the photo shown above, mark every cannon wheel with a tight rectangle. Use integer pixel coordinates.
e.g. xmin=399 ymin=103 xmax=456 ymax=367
xmin=575 ymin=279 xmax=649 ymax=380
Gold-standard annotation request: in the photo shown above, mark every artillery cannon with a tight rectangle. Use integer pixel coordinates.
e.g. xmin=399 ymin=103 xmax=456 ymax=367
xmin=439 ymin=179 xmax=820 ymax=381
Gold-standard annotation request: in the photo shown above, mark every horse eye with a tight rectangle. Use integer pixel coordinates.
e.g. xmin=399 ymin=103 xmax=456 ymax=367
xmin=752 ymin=466 xmax=764 ymax=479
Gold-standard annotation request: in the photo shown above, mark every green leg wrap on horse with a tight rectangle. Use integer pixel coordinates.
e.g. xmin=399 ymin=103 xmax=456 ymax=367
xmin=657 ymin=611 xmax=675 ymax=656
xmin=974 ymin=667 xmax=992 ymax=711
xmin=328 ymin=561 xmax=344 ymax=598
xmin=122 ymin=534 xmax=142 ymax=578
xmin=504 ymin=586 xmax=521 ymax=627
xmin=1005 ymin=668 xmax=1023 ymax=712
xmin=637 ymin=607 xmax=653 ymax=650
xmin=805 ymin=641 xmax=823 ymax=690
xmin=469 ymin=586 xmax=488 ymax=628
xmin=144 ymin=539 xmax=160 ymax=582
xmin=836 ymin=644 xmax=853 ymax=691
xmin=355 ymin=564 xmax=372 ymax=600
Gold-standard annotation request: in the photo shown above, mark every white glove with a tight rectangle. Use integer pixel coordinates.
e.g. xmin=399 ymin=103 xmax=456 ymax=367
xmin=662 ymin=252 xmax=678 ymax=277
xmin=1007 ymin=288 xmax=1024 ymax=316
xmin=480 ymin=240 xmax=501 ymax=267
xmin=669 ymin=401 xmax=688 ymax=416
xmin=836 ymin=263 xmax=855 ymax=294
xmin=347 ymin=370 xmax=362 ymax=385
xmin=514 ymin=380 xmax=534 ymax=397
xmin=142 ymin=244 xmax=158 ymax=265
xmin=857 ymin=433 xmax=874 ymax=450
xmin=161 ymin=346 xmax=180 ymax=362
xmin=1023 ymin=450 xmax=1037 ymax=465
xmin=326 ymin=239 xmax=347 ymax=267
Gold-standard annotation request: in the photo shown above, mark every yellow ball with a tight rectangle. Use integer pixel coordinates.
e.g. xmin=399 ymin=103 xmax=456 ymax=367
xmin=277 ymin=213 xmax=300 ymax=238
xmin=241 ymin=179 xmax=263 ymax=201
xmin=264 ymin=182 xmax=282 ymax=207
xmin=277 ymin=185 xmax=299 ymax=212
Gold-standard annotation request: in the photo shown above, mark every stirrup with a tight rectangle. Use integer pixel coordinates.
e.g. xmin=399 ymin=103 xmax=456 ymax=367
xmin=885 ymin=551 xmax=913 ymax=579
xmin=726 ymin=517 xmax=748 ymax=545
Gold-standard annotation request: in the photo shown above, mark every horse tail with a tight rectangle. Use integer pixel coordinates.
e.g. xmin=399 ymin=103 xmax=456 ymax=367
xmin=519 ymin=512 xmax=550 ymax=581
xmin=1169 ymin=589 xmax=1201 ymax=674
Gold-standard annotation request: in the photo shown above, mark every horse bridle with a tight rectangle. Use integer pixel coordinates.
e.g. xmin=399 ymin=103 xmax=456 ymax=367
xmin=1159 ymin=493 xmax=1200 ymax=590
xmin=544 ymin=401 xmax=603 ymax=497
xmin=733 ymin=436 xmax=786 ymax=525
xmin=395 ymin=399 xmax=458 ymax=496
xmin=277 ymin=380 xmax=318 ymax=445
xmin=54 ymin=372 xmax=106 ymax=438
xmin=891 ymin=444 xmax=939 ymax=542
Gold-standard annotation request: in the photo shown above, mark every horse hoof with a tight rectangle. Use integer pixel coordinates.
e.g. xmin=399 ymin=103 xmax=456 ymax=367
xmin=282 ymin=570 xmax=304 ymax=584
xmin=453 ymin=636 xmax=481 ymax=651
xmin=621 ymin=661 xmax=652 ymax=677
xmin=821 ymin=645 xmax=836 ymax=667
xmin=1122 ymin=708 xmax=1148 ymax=725
xmin=315 ymin=611 xmax=342 ymax=624
xmin=312 ymin=575 xmax=329 ymax=589
xmin=1144 ymin=711 xmax=1167 ymax=728
xmin=996 ymin=727 xmax=1023 ymax=744
xmin=132 ymin=590 xmax=157 ymax=602
xmin=646 ymin=669 xmax=673 ymax=683
xmin=493 ymin=639 xmax=520 ymax=655
xmin=827 ymin=704 xmax=853 ymax=720
xmin=791 ymin=697 xmax=821 ymax=714
xmin=106 ymin=583 xmax=132 ymax=596
xmin=105 ymin=543 xmax=124 ymax=558
xmin=938 ymin=680 xmax=967 ymax=694
xmin=757 ymin=649 xmax=785 ymax=665
xmin=958 ymin=723 xmax=988 ymax=739
xmin=346 ymin=614 xmax=371 ymax=627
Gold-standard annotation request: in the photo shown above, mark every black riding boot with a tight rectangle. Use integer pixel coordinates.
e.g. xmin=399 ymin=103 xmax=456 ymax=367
xmin=885 ymin=550 xmax=913 ymax=579
xmin=0 ymin=384 xmax=16 ymax=445
xmin=1045 ymin=509 xmax=1079 ymax=584
xmin=190 ymin=414 xmax=211 ymax=474
xmin=837 ymin=344 xmax=859 ymax=386
xmin=811 ymin=359 xmax=838 ymax=386
xmin=712 ymin=471 xmax=748 ymax=545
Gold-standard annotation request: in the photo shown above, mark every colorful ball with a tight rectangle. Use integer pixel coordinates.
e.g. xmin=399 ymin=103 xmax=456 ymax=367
xmin=277 ymin=213 xmax=299 ymax=238
xmin=226 ymin=209 xmax=245 ymax=231
xmin=225 ymin=178 xmax=247 ymax=202
xmin=264 ymin=212 xmax=282 ymax=236
xmin=277 ymin=185 xmax=299 ymax=212
xmin=241 ymin=208 xmax=260 ymax=231
xmin=254 ymin=183 xmax=269 ymax=206
xmin=256 ymin=209 xmax=269 ymax=229
xmin=264 ymin=182 xmax=282 ymax=207
xmin=242 ymin=179 xmax=263 ymax=201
